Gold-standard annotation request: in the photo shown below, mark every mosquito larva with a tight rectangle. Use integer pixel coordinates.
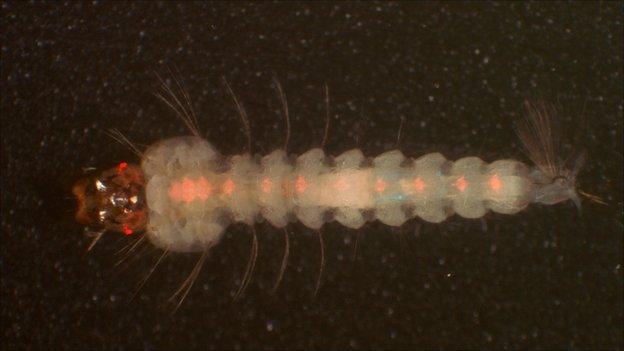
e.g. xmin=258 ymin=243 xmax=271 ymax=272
xmin=73 ymin=77 xmax=595 ymax=307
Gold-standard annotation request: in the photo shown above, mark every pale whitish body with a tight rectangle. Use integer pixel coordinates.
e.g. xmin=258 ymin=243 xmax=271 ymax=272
xmin=75 ymin=77 xmax=590 ymax=306
xmin=143 ymin=137 xmax=570 ymax=253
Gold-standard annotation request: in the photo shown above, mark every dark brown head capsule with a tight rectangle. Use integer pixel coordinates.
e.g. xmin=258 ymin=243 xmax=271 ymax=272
xmin=72 ymin=162 xmax=147 ymax=235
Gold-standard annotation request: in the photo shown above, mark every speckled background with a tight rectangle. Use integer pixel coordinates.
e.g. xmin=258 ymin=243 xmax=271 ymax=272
xmin=2 ymin=2 xmax=622 ymax=350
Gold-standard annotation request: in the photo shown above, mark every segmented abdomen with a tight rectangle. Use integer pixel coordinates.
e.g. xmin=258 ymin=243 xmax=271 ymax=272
xmin=142 ymin=137 xmax=533 ymax=252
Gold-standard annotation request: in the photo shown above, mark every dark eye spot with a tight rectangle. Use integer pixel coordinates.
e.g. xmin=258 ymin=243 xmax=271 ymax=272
xmin=85 ymin=182 xmax=95 ymax=196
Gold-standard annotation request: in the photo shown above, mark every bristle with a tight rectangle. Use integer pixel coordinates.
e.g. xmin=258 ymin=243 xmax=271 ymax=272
xmin=105 ymin=129 xmax=144 ymax=158
xmin=578 ymin=189 xmax=608 ymax=206
xmin=516 ymin=101 xmax=562 ymax=178
xmin=154 ymin=67 xmax=201 ymax=138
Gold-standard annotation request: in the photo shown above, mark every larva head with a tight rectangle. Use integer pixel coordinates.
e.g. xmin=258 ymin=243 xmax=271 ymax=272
xmin=72 ymin=162 xmax=147 ymax=235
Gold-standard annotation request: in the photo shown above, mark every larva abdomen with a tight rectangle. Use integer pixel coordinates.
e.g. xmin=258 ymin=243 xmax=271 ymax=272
xmin=141 ymin=136 xmax=533 ymax=253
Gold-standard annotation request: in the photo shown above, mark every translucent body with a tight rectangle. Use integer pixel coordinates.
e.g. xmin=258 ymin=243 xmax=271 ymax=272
xmin=142 ymin=137 xmax=537 ymax=252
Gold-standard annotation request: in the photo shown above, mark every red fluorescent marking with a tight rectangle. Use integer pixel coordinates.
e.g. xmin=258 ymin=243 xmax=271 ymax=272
xmin=169 ymin=177 xmax=212 ymax=203
xmin=335 ymin=178 xmax=348 ymax=191
xmin=181 ymin=177 xmax=196 ymax=203
xmin=261 ymin=178 xmax=272 ymax=193
xmin=169 ymin=181 xmax=184 ymax=202
xmin=117 ymin=162 xmax=128 ymax=174
xmin=195 ymin=177 xmax=212 ymax=200
xmin=223 ymin=179 xmax=235 ymax=195
xmin=122 ymin=224 xmax=133 ymax=236
xmin=295 ymin=175 xmax=307 ymax=193
xmin=375 ymin=178 xmax=387 ymax=193
xmin=489 ymin=174 xmax=502 ymax=192
xmin=413 ymin=177 xmax=426 ymax=192
xmin=454 ymin=176 xmax=468 ymax=192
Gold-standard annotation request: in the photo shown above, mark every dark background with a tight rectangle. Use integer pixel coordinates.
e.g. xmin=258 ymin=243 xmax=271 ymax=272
xmin=2 ymin=2 xmax=622 ymax=350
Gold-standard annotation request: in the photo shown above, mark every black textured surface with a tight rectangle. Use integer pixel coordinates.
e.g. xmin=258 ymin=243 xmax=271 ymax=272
xmin=2 ymin=2 xmax=623 ymax=350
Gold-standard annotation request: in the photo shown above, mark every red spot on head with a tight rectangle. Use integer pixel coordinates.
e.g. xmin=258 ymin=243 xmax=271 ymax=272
xmin=117 ymin=162 xmax=128 ymax=174
xmin=413 ymin=177 xmax=426 ymax=192
xmin=489 ymin=174 xmax=502 ymax=192
xmin=223 ymin=179 xmax=235 ymax=195
xmin=454 ymin=176 xmax=468 ymax=192
xmin=261 ymin=178 xmax=272 ymax=193
xmin=122 ymin=224 xmax=133 ymax=236
xmin=375 ymin=178 xmax=387 ymax=193
xmin=295 ymin=175 xmax=307 ymax=194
